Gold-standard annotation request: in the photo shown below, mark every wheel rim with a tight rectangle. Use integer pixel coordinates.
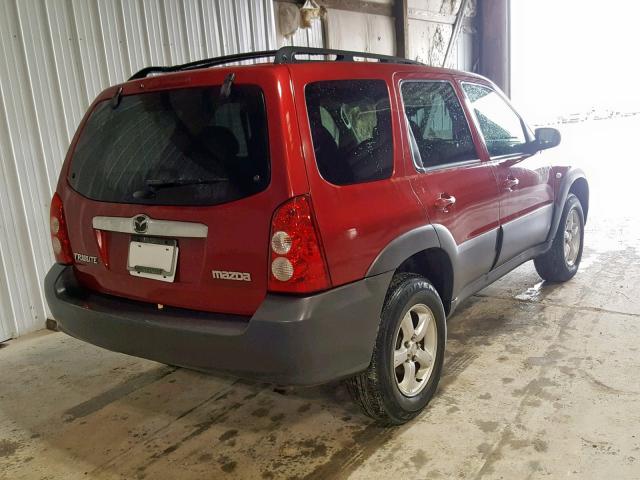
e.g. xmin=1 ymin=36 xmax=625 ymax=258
xmin=563 ymin=208 xmax=581 ymax=267
xmin=392 ymin=303 xmax=437 ymax=397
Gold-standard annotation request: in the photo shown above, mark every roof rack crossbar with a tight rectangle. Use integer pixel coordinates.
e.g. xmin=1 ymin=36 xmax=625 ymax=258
xmin=129 ymin=46 xmax=422 ymax=80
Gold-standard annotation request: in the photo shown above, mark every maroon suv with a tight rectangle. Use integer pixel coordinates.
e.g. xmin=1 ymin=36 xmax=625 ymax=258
xmin=45 ymin=47 xmax=588 ymax=424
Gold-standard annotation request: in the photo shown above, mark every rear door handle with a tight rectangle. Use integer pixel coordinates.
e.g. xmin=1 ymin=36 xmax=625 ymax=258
xmin=434 ymin=193 xmax=456 ymax=212
xmin=504 ymin=177 xmax=520 ymax=190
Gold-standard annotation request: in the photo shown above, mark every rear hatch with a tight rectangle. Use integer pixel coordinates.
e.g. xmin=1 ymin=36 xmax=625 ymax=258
xmin=60 ymin=67 xmax=299 ymax=316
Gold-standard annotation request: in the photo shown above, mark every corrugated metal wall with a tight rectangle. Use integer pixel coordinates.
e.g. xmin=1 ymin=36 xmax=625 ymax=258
xmin=278 ymin=19 xmax=323 ymax=48
xmin=0 ymin=0 xmax=277 ymax=340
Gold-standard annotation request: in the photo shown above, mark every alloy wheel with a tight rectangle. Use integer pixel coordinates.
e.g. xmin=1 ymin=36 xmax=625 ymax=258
xmin=564 ymin=208 xmax=581 ymax=267
xmin=392 ymin=303 xmax=438 ymax=397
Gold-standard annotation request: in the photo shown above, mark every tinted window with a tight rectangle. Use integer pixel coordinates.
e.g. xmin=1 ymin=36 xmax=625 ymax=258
xmin=305 ymin=80 xmax=393 ymax=185
xmin=69 ymin=85 xmax=269 ymax=206
xmin=462 ymin=83 xmax=527 ymax=157
xmin=401 ymin=81 xmax=477 ymax=169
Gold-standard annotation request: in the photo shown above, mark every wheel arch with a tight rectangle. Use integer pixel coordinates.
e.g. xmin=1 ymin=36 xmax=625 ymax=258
xmin=548 ymin=168 xmax=588 ymax=242
xmin=569 ymin=176 xmax=589 ymax=223
xmin=366 ymin=225 xmax=456 ymax=315
xmin=395 ymin=248 xmax=454 ymax=315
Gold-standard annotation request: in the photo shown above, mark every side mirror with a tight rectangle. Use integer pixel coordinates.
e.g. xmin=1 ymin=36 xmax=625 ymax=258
xmin=533 ymin=127 xmax=561 ymax=151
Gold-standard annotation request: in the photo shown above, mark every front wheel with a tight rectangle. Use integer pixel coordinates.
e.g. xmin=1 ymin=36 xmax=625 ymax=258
xmin=534 ymin=193 xmax=584 ymax=282
xmin=346 ymin=274 xmax=446 ymax=425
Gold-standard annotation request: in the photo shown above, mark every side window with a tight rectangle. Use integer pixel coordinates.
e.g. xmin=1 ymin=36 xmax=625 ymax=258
xmin=462 ymin=83 xmax=527 ymax=157
xmin=305 ymin=80 xmax=393 ymax=185
xmin=400 ymin=81 xmax=477 ymax=170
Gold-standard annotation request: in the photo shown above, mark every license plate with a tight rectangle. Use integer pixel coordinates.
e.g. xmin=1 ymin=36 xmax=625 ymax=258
xmin=127 ymin=236 xmax=178 ymax=282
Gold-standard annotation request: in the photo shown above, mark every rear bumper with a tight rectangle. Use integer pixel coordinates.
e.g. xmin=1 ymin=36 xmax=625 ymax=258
xmin=45 ymin=265 xmax=392 ymax=386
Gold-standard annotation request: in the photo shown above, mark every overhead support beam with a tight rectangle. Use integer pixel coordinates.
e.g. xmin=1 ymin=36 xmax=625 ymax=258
xmin=443 ymin=0 xmax=470 ymax=68
xmin=479 ymin=0 xmax=511 ymax=96
xmin=277 ymin=0 xmax=392 ymax=17
xmin=393 ymin=0 xmax=408 ymax=58
xmin=407 ymin=9 xmax=456 ymax=25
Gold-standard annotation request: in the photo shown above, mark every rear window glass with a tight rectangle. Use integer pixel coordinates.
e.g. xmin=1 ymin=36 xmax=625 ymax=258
xmin=69 ymin=85 xmax=269 ymax=206
xmin=305 ymin=80 xmax=393 ymax=185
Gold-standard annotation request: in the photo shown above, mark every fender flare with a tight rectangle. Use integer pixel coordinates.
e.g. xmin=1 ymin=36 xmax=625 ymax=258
xmin=365 ymin=224 xmax=465 ymax=295
xmin=547 ymin=167 xmax=588 ymax=243
xmin=366 ymin=225 xmax=443 ymax=277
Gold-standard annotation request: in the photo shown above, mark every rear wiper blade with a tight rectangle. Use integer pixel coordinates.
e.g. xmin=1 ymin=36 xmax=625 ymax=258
xmin=111 ymin=86 xmax=123 ymax=109
xmin=133 ymin=178 xmax=228 ymax=199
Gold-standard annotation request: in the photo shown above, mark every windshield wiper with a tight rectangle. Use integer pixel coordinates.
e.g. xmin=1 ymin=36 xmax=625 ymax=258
xmin=133 ymin=178 xmax=228 ymax=199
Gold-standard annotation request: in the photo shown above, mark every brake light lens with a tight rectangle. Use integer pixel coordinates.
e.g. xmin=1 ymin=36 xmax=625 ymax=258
xmin=50 ymin=192 xmax=73 ymax=264
xmin=268 ymin=195 xmax=330 ymax=293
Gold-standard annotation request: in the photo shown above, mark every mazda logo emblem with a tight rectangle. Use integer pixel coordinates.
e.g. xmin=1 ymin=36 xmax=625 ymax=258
xmin=133 ymin=215 xmax=149 ymax=234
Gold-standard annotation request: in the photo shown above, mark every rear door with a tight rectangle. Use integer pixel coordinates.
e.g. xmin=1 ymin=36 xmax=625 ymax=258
xmin=396 ymin=73 xmax=501 ymax=295
xmin=290 ymin=66 xmax=427 ymax=287
xmin=61 ymin=67 xmax=302 ymax=316
xmin=460 ymin=82 xmax=554 ymax=265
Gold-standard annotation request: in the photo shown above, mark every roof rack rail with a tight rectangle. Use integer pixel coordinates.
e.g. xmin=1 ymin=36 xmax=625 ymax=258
xmin=129 ymin=46 xmax=422 ymax=80
xmin=129 ymin=50 xmax=278 ymax=80
xmin=273 ymin=46 xmax=422 ymax=65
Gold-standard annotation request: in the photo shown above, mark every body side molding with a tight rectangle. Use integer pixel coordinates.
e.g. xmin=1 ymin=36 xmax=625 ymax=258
xmin=450 ymin=242 xmax=549 ymax=314
xmin=366 ymin=223 xmax=499 ymax=303
xmin=497 ymin=203 xmax=553 ymax=266
xmin=432 ymin=224 xmax=498 ymax=298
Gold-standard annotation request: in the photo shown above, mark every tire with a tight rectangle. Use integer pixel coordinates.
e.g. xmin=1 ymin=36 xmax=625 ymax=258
xmin=534 ymin=193 xmax=584 ymax=282
xmin=346 ymin=273 xmax=446 ymax=425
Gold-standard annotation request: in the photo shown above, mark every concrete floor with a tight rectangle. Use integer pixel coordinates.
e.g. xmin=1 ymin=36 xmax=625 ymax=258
xmin=1 ymin=117 xmax=640 ymax=479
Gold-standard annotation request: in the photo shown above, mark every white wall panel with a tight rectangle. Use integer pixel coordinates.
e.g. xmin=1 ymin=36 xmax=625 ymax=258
xmin=0 ymin=0 xmax=277 ymax=340
xmin=325 ymin=10 xmax=395 ymax=55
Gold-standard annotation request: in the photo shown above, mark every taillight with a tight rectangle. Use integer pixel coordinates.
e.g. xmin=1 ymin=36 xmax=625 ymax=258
xmin=50 ymin=192 xmax=73 ymax=264
xmin=268 ymin=195 xmax=331 ymax=293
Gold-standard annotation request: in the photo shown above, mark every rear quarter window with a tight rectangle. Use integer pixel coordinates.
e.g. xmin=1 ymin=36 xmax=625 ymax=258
xmin=305 ymin=80 xmax=393 ymax=186
xmin=69 ymin=85 xmax=269 ymax=206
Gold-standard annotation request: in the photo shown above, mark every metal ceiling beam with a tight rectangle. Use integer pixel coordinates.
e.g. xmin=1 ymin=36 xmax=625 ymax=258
xmin=407 ymin=9 xmax=456 ymax=25
xmin=276 ymin=0 xmax=392 ymax=17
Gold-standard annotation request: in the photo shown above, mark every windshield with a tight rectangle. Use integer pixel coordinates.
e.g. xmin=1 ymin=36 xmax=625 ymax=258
xmin=68 ymin=85 xmax=270 ymax=206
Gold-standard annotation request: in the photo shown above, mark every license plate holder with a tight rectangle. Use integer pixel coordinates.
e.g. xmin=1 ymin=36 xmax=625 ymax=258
xmin=127 ymin=236 xmax=178 ymax=282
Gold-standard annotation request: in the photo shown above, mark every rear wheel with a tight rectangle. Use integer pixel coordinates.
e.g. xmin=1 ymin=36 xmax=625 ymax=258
xmin=534 ymin=193 xmax=584 ymax=282
xmin=346 ymin=273 xmax=446 ymax=425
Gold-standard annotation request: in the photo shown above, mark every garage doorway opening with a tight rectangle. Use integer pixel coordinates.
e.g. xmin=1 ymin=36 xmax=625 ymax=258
xmin=511 ymin=0 xmax=640 ymax=216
